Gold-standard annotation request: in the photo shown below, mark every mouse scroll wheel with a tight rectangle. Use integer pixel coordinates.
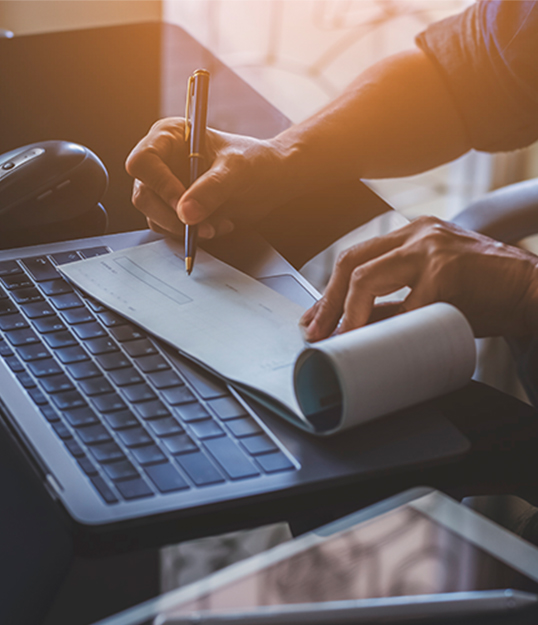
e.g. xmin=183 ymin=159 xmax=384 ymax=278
xmin=1 ymin=161 xmax=15 ymax=171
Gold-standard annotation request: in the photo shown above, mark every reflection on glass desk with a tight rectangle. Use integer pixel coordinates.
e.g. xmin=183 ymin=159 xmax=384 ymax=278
xmin=92 ymin=489 xmax=538 ymax=625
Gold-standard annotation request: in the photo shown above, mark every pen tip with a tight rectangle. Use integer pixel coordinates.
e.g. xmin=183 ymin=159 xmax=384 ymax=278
xmin=185 ymin=256 xmax=193 ymax=275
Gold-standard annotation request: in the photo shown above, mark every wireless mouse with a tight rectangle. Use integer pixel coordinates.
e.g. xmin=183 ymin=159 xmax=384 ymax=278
xmin=0 ymin=140 xmax=108 ymax=231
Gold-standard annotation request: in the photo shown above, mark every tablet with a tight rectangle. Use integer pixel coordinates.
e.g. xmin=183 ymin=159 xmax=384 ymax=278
xmin=95 ymin=488 xmax=538 ymax=625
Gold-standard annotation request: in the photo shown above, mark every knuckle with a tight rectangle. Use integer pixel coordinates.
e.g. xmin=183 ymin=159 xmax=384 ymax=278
xmin=335 ymin=248 xmax=355 ymax=273
xmin=350 ymin=265 xmax=366 ymax=285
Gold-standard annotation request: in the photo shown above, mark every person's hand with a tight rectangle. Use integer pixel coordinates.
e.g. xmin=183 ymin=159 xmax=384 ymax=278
xmin=125 ymin=118 xmax=293 ymax=239
xmin=300 ymin=216 xmax=538 ymax=340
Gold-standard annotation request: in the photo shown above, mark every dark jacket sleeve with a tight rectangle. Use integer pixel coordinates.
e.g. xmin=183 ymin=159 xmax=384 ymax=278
xmin=416 ymin=0 xmax=538 ymax=152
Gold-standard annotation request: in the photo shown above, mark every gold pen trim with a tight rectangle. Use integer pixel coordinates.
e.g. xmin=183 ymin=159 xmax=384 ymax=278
xmin=185 ymin=256 xmax=194 ymax=275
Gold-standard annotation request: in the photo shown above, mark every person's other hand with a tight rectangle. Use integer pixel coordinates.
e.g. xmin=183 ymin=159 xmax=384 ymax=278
xmin=125 ymin=118 xmax=292 ymax=239
xmin=300 ymin=216 xmax=538 ymax=340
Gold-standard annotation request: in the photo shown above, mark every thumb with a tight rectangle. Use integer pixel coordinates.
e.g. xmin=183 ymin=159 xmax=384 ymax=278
xmin=176 ymin=159 xmax=242 ymax=225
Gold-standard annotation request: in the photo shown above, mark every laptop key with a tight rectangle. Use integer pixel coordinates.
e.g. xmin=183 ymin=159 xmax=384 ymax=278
xmin=85 ymin=337 xmax=118 ymax=356
xmin=0 ymin=300 xmax=18 ymax=316
xmin=0 ymin=313 xmax=28 ymax=330
xmin=115 ymin=477 xmax=154 ymax=500
xmin=79 ymin=377 xmax=113 ymax=396
xmin=145 ymin=462 xmax=189 ymax=493
xmin=39 ymin=373 xmax=74 ymax=393
xmin=174 ymin=403 xmax=209 ymax=423
xmin=1 ymin=273 xmax=33 ymax=290
xmin=0 ymin=340 xmax=13 ymax=357
xmin=121 ymin=383 xmax=156 ymax=403
xmin=184 ymin=375 xmax=227 ymax=400
xmin=92 ymin=393 xmax=127 ymax=413
xmin=89 ymin=441 xmax=124 ymax=463
xmin=21 ymin=256 xmax=60 ymax=282
xmin=77 ymin=424 xmax=112 ymax=445
xmin=51 ymin=251 xmax=81 ymax=265
xmin=208 ymin=397 xmax=248 ymax=420
xmin=52 ymin=421 xmax=72 ymax=440
xmin=108 ymin=367 xmax=144 ymax=386
xmin=28 ymin=387 xmax=48 ymax=405
xmin=86 ymin=298 xmax=107 ymax=313
xmin=97 ymin=311 xmax=126 ymax=328
xmin=134 ymin=400 xmax=170 ymax=420
xmin=11 ymin=287 xmax=43 ymax=305
xmin=96 ymin=352 xmax=131 ymax=370
xmin=80 ymin=246 xmax=110 ymax=259
xmin=147 ymin=370 xmax=183 ymax=390
xmin=204 ymin=438 xmax=260 ymax=480
xmin=89 ymin=476 xmax=119 ymax=504
xmin=31 ymin=315 xmax=66 ymax=334
xmin=63 ymin=407 xmax=99 ymax=427
xmin=0 ymin=260 xmax=21 ymax=276
xmin=28 ymin=358 xmax=63 ymax=377
xmin=226 ymin=418 xmax=263 ymax=438
xmin=56 ymin=345 xmax=89 ymax=365
xmin=39 ymin=279 xmax=73 ymax=297
xmin=4 ymin=355 xmax=25 ymax=372
xmin=161 ymin=386 xmax=196 ymax=406
xmin=131 ymin=445 xmax=167 ymax=466
xmin=163 ymin=433 xmax=197 ymax=455
xmin=77 ymin=456 xmax=98 ymax=476
xmin=189 ymin=420 xmax=225 ymax=440
xmin=124 ymin=339 xmax=157 ymax=358
xmin=103 ymin=460 xmax=139 ymax=482
xmin=0 ymin=299 xmax=22 ymax=330
xmin=103 ymin=409 xmax=139 ymax=430
xmin=61 ymin=308 xmax=95 ymax=324
xmin=17 ymin=343 xmax=50 ymax=361
xmin=50 ymin=292 xmax=84 ymax=310
xmin=42 ymin=330 xmax=78 ymax=349
xmin=148 ymin=416 xmax=183 ymax=437
xmin=16 ymin=371 xmax=36 ymax=389
xmin=72 ymin=322 xmax=107 ymax=340
xmin=175 ymin=451 xmax=225 ymax=486
xmin=64 ymin=438 xmax=85 ymax=458
xmin=5 ymin=327 xmax=39 ymax=346
xmin=255 ymin=452 xmax=295 ymax=474
xmin=66 ymin=361 xmax=101 ymax=380
xmin=135 ymin=354 xmax=170 ymax=373
xmin=20 ymin=301 xmax=55 ymax=318
xmin=117 ymin=427 xmax=153 ymax=448
xmin=50 ymin=389 xmax=86 ymax=410
xmin=110 ymin=324 xmax=146 ymax=342
xmin=40 ymin=405 xmax=60 ymax=422
xmin=240 ymin=435 xmax=278 ymax=456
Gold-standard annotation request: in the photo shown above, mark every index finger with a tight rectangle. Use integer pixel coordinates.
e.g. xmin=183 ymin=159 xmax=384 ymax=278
xmin=126 ymin=132 xmax=187 ymax=210
xmin=303 ymin=227 xmax=411 ymax=341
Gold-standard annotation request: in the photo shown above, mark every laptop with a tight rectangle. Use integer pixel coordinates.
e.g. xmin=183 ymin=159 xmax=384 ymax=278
xmin=0 ymin=222 xmax=471 ymax=545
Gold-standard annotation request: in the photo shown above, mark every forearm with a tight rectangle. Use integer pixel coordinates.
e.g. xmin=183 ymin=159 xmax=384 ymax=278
xmin=272 ymin=48 xmax=471 ymax=191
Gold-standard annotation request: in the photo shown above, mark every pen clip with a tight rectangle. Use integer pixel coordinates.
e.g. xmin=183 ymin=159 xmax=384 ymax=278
xmin=184 ymin=74 xmax=194 ymax=143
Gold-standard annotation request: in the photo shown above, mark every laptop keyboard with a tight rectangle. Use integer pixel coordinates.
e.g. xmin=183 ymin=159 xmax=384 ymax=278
xmin=0 ymin=247 xmax=295 ymax=504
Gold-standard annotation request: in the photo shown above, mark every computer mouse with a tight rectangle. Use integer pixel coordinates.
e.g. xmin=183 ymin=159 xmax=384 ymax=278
xmin=0 ymin=140 xmax=108 ymax=230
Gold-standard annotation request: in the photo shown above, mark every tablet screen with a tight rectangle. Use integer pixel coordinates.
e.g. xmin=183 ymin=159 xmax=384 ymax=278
xmin=171 ymin=504 xmax=538 ymax=615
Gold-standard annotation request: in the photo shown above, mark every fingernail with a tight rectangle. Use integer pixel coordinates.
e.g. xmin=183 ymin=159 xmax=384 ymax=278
xmin=177 ymin=198 xmax=203 ymax=222
xmin=303 ymin=319 xmax=319 ymax=342
xmin=198 ymin=223 xmax=215 ymax=239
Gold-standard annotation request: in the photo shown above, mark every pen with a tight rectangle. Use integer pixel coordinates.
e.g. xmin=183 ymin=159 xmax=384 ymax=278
xmin=184 ymin=68 xmax=210 ymax=275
